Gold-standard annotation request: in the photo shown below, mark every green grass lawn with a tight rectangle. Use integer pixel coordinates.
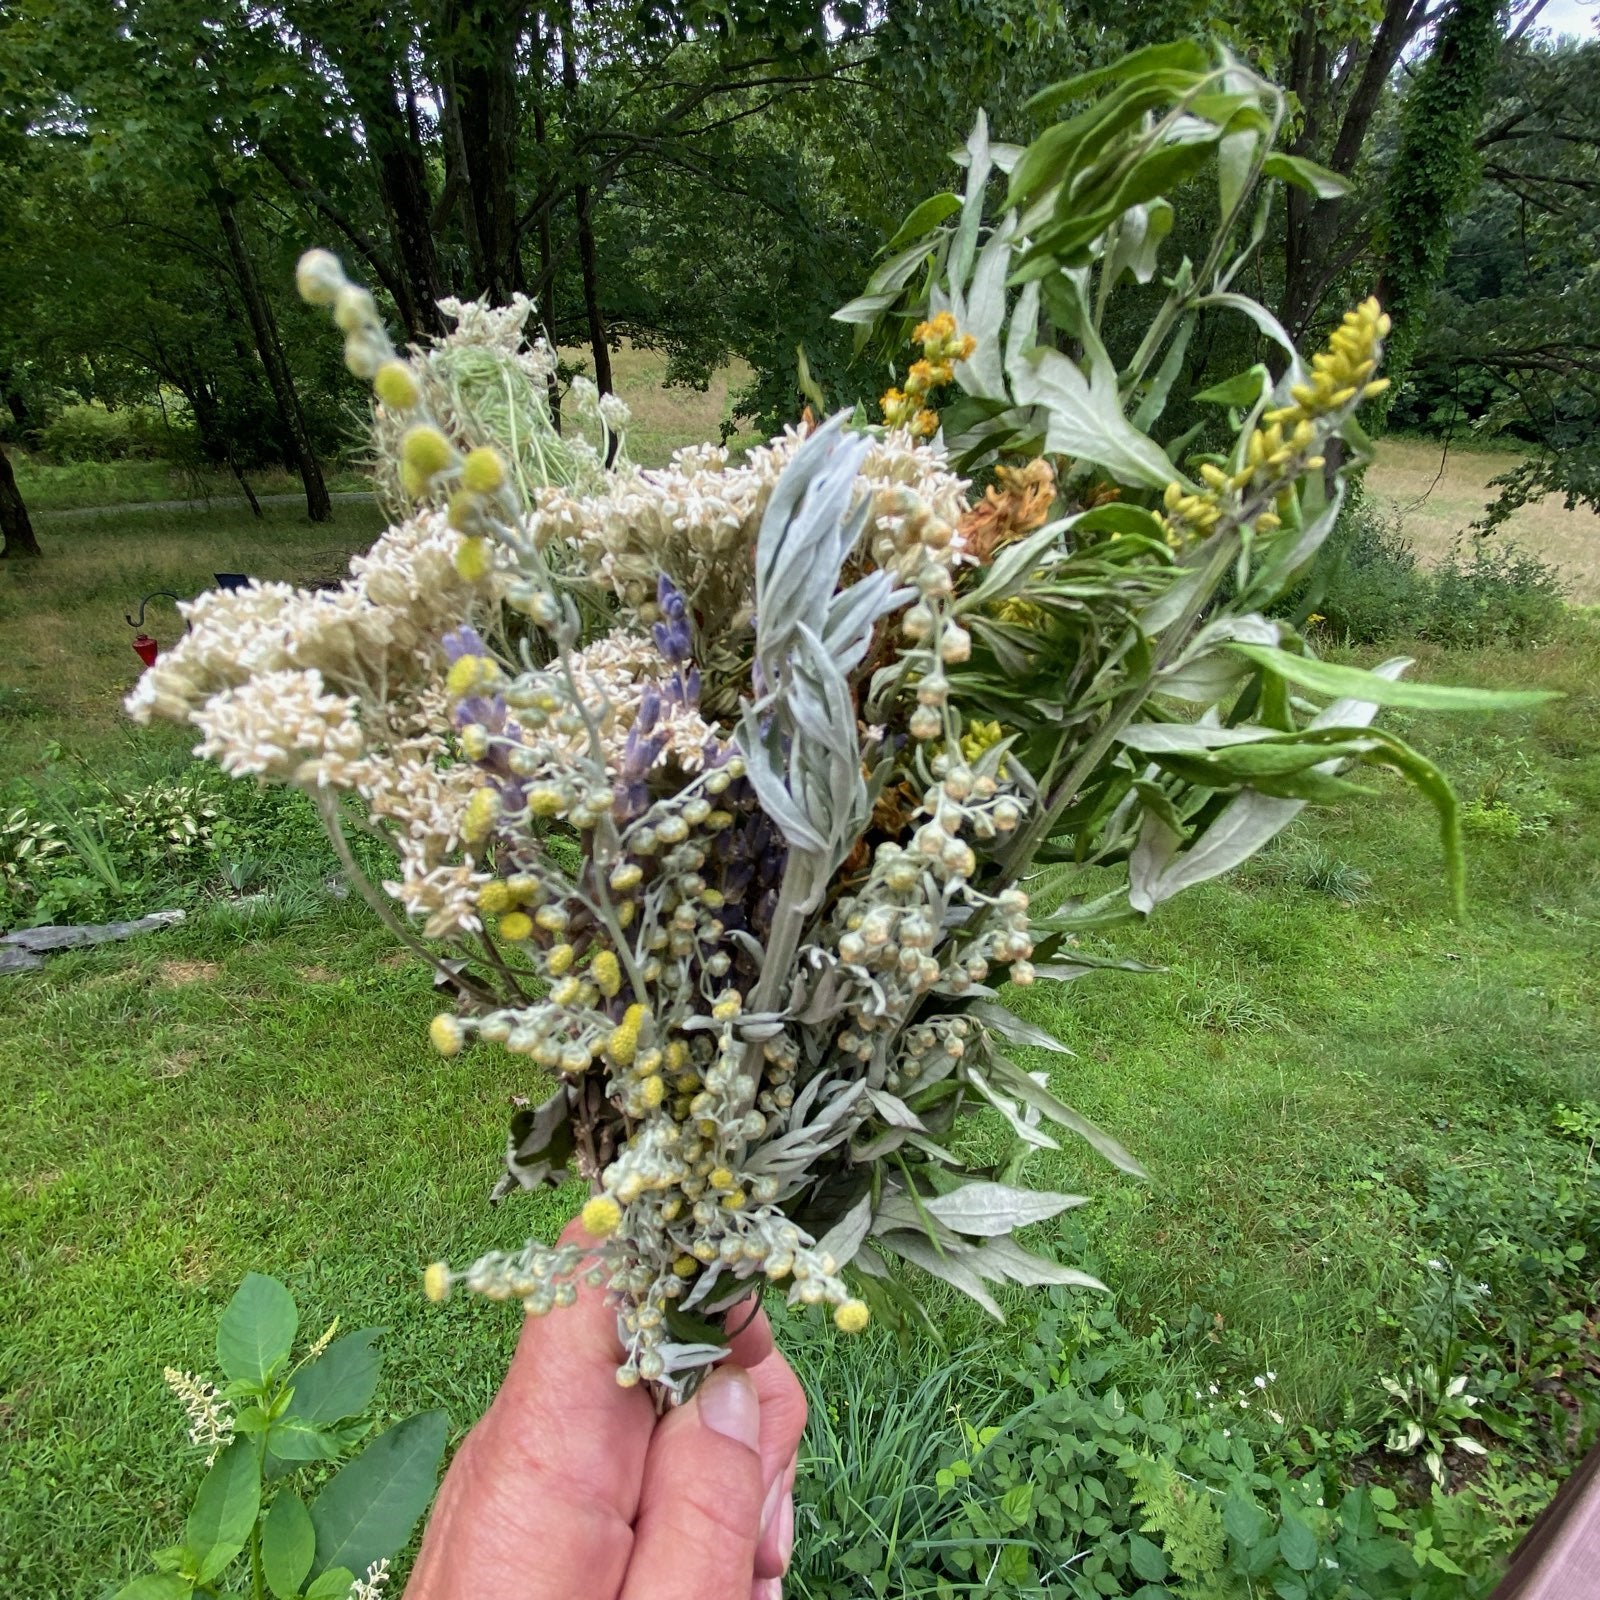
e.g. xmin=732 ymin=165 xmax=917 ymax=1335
xmin=1 ymin=496 xmax=1597 ymax=1594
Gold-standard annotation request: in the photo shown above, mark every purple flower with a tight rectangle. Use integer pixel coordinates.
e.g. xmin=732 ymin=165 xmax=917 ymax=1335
xmin=440 ymin=625 xmax=488 ymax=663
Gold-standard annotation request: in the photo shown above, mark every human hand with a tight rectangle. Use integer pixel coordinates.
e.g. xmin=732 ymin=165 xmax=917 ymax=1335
xmin=406 ymin=1221 xmax=808 ymax=1600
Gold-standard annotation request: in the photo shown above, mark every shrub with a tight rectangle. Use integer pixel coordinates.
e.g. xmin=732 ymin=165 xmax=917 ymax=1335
xmin=1297 ymin=490 xmax=1566 ymax=649
xmin=39 ymin=401 xmax=191 ymax=463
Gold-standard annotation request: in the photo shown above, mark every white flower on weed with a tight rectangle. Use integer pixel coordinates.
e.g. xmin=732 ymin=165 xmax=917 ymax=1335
xmin=348 ymin=1557 xmax=391 ymax=1599
xmin=162 ymin=1367 xmax=234 ymax=1465
xmin=1427 ymin=1258 xmax=1445 ymax=1271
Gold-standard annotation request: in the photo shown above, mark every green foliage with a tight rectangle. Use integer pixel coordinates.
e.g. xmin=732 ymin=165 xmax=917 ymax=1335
xmin=1374 ymin=0 xmax=1502 ymax=390
xmin=38 ymin=403 xmax=191 ymax=464
xmin=113 ymin=1272 xmax=446 ymax=1600
xmin=1299 ymin=493 xmax=1565 ymax=650
xmin=0 ymin=758 xmax=388 ymax=930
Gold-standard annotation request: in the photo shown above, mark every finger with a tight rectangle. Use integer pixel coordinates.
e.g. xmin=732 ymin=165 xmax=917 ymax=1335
xmin=728 ymin=1309 xmax=807 ymax=1580
xmin=755 ymin=1451 xmax=797 ymax=1581
xmin=620 ymin=1364 xmax=767 ymax=1600
xmin=407 ymin=1219 xmax=655 ymax=1600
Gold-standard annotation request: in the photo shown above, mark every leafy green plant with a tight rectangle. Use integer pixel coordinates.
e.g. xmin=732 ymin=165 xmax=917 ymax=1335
xmin=114 ymin=1272 xmax=447 ymax=1600
xmin=1379 ymin=1363 xmax=1486 ymax=1484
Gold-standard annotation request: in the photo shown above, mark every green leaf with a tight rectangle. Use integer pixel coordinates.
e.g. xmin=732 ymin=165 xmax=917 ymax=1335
xmin=1128 ymin=1533 xmax=1169 ymax=1582
xmin=114 ymin=1577 xmax=193 ymax=1600
xmin=217 ymin=1272 xmax=298 ymax=1386
xmin=185 ymin=1439 xmax=261 ymax=1584
xmin=268 ymin=1415 xmax=342 ymax=1462
xmin=310 ymin=1410 xmax=448 ymax=1579
xmin=1224 ymin=1484 xmax=1271 ymax=1547
xmin=1262 ymin=152 xmax=1348 ymax=198
xmin=1278 ymin=1511 xmax=1319 ymax=1572
xmin=886 ymin=192 xmax=962 ymax=251
xmin=288 ymin=1329 xmax=385 ymax=1425
xmin=1229 ymin=645 xmax=1557 ymax=711
xmin=1196 ymin=366 xmax=1269 ymax=408
xmin=262 ymin=1491 xmax=316 ymax=1600
xmin=304 ymin=1568 xmax=357 ymax=1600
xmin=1025 ymin=42 xmax=1211 ymax=119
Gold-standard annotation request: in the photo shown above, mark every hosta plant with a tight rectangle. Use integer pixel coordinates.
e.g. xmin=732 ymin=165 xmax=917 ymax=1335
xmin=128 ymin=40 xmax=1547 ymax=1399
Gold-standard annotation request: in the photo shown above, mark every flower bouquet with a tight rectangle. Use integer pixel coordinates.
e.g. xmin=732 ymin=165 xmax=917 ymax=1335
xmin=130 ymin=42 xmax=1545 ymax=1399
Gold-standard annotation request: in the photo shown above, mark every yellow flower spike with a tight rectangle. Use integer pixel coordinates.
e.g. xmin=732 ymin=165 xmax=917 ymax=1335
xmin=477 ymin=880 xmax=512 ymax=914
xmin=591 ymin=949 xmax=622 ymax=998
xmin=546 ymin=942 xmax=575 ymax=976
xmin=455 ymin=537 xmax=492 ymax=583
xmin=401 ymin=425 xmax=453 ymax=480
xmin=834 ymin=1299 xmax=871 ymax=1334
xmin=423 ymin=1261 xmax=453 ymax=1303
xmin=429 ymin=1014 xmax=463 ymax=1056
xmin=497 ymin=911 xmax=534 ymax=942
xmin=373 ymin=360 xmax=421 ymax=410
xmin=581 ymin=1195 xmax=623 ymax=1237
xmin=461 ymin=446 xmax=507 ymax=495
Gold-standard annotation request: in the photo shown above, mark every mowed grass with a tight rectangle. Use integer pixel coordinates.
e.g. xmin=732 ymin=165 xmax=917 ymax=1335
xmin=1367 ymin=436 xmax=1600 ymax=602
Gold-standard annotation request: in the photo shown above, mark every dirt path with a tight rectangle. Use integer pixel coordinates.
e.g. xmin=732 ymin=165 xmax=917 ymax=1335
xmin=36 ymin=490 xmax=375 ymax=519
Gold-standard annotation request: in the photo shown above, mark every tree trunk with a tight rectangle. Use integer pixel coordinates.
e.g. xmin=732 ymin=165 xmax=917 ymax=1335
xmin=531 ymin=16 xmax=563 ymax=428
xmin=0 ymin=444 xmax=42 ymax=558
xmin=1278 ymin=0 xmax=1431 ymax=340
xmin=1 ymin=370 xmax=30 ymax=437
xmin=212 ymin=185 xmax=332 ymax=523
xmin=560 ymin=2 xmax=612 ymax=404
xmin=444 ymin=2 xmax=528 ymax=303
xmin=339 ymin=47 xmax=449 ymax=338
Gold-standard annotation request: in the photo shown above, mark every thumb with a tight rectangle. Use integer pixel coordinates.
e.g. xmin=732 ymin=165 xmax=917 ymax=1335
xmin=619 ymin=1365 xmax=766 ymax=1600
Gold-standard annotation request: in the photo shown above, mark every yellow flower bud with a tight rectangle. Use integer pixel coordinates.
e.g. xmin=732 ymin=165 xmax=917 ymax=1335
xmin=834 ymin=1299 xmax=871 ymax=1334
xmin=708 ymin=1166 xmax=734 ymax=1190
xmin=461 ymin=446 xmax=507 ymax=495
xmin=333 ymin=284 xmax=378 ymax=333
xmin=373 ymin=360 xmax=421 ymax=410
xmin=497 ymin=911 xmax=534 ymax=942
xmin=638 ymin=1074 xmax=666 ymax=1110
xmin=550 ymin=976 xmax=581 ymax=1007
xmin=477 ymin=880 xmax=512 ymax=914
xmin=455 ymin=537 xmax=491 ymax=583
xmin=295 ymin=248 xmax=345 ymax=305
xmin=673 ymin=1254 xmax=699 ymax=1278
xmin=545 ymin=942 xmax=574 ymax=976
xmin=423 ymin=1261 xmax=452 ymax=1303
xmin=400 ymin=461 xmax=429 ymax=500
xmin=581 ymin=1195 xmax=623 ymax=1237
xmin=401 ymin=425 xmax=454 ymax=480
xmin=448 ymin=491 xmax=483 ymax=533
xmin=591 ymin=949 xmax=622 ymax=998
xmin=429 ymin=1013 xmax=464 ymax=1056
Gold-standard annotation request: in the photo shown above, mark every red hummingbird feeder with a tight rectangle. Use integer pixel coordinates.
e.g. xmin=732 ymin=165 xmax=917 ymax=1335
xmin=126 ymin=590 xmax=183 ymax=671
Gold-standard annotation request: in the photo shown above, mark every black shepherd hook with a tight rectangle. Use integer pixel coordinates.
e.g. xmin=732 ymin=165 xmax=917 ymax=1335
xmin=125 ymin=590 xmax=183 ymax=630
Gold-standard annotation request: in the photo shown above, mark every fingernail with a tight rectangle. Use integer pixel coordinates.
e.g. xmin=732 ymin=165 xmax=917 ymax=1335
xmin=697 ymin=1366 xmax=760 ymax=1449
xmin=752 ymin=1581 xmax=783 ymax=1600
xmin=759 ymin=1470 xmax=785 ymax=1540
xmin=776 ymin=1492 xmax=794 ymax=1570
